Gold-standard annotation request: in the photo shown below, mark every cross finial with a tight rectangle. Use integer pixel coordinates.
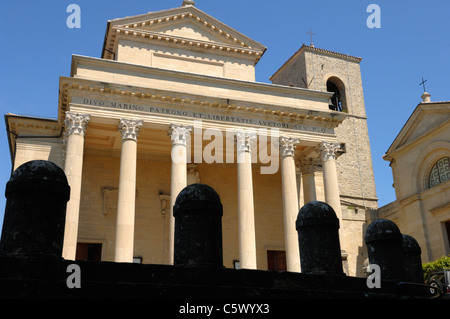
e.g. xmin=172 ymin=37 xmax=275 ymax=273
xmin=419 ymin=77 xmax=427 ymax=92
xmin=306 ymin=28 xmax=316 ymax=47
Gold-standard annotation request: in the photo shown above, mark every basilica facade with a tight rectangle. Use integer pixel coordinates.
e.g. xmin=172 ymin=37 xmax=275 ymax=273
xmin=5 ymin=1 xmax=378 ymax=277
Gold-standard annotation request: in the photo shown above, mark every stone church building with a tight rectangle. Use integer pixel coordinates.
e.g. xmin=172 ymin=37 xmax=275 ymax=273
xmin=4 ymin=1 xmax=378 ymax=277
xmin=378 ymin=91 xmax=450 ymax=263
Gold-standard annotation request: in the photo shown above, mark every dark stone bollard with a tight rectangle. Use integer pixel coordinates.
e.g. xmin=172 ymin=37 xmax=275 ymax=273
xmin=173 ymin=183 xmax=223 ymax=267
xmin=365 ymin=219 xmax=403 ymax=281
xmin=296 ymin=201 xmax=344 ymax=275
xmin=401 ymin=234 xmax=424 ymax=283
xmin=0 ymin=160 xmax=70 ymax=259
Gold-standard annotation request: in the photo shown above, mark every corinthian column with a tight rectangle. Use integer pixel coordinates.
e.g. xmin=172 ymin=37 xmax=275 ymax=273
xmin=114 ymin=118 xmax=143 ymax=262
xmin=280 ymin=136 xmax=301 ymax=272
xmin=62 ymin=112 xmax=90 ymax=260
xmin=236 ymin=130 xmax=257 ymax=269
xmin=320 ymin=141 xmax=342 ymax=224
xmin=168 ymin=124 xmax=192 ymax=264
xmin=299 ymin=158 xmax=320 ymax=204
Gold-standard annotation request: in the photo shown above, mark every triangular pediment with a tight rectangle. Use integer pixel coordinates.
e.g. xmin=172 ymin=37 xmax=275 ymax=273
xmin=385 ymin=101 xmax=450 ymax=156
xmin=132 ymin=19 xmax=238 ymax=46
xmin=103 ymin=5 xmax=266 ymax=61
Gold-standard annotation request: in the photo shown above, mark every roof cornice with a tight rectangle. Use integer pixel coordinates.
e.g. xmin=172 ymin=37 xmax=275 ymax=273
xmin=270 ymin=44 xmax=362 ymax=81
xmin=383 ymin=101 xmax=450 ymax=160
xmin=110 ymin=26 xmax=264 ymax=62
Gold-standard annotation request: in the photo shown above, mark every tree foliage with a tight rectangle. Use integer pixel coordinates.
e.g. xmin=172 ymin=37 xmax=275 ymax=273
xmin=422 ymin=254 xmax=450 ymax=279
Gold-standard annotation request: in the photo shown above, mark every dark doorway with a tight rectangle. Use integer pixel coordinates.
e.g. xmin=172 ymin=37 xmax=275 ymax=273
xmin=76 ymin=243 xmax=102 ymax=261
xmin=267 ymin=250 xmax=287 ymax=271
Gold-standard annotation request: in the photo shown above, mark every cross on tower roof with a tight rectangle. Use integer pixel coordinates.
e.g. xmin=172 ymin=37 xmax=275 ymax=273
xmin=419 ymin=77 xmax=427 ymax=92
xmin=306 ymin=28 xmax=316 ymax=47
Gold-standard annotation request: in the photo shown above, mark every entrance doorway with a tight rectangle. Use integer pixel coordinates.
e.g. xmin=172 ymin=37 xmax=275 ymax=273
xmin=76 ymin=243 xmax=102 ymax=261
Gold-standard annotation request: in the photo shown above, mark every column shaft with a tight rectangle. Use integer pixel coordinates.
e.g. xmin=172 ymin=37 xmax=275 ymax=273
xmin=280 ymin=137 xmax=300 ymax=272
xmin=320 ymin=142 xmax=344 ymax=244
xmin=62 ymin=112 xmax=90 ymax=260
xmin=236 ymin=131 xmax=257 ymax=269
xmin=114 ymin=119 xmax=143 ymax=263
xmin=322 ymin=160 xmax=341 ymax=216
xmin=303 ymin=173 xmax=317 ymax=203
xmin=320 ymin=142 xmax=342 ymax=220
xmin=300 ymin=158 xmax=319 ymax=204
xmin=296 ymin=165 xmax=303 ymax=208
xmin=168 ymin=125 xmax=192 ymax=264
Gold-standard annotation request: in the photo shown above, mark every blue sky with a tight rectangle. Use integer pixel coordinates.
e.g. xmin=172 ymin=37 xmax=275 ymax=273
xmin=0 ymin=0 xmax=449 ymax=228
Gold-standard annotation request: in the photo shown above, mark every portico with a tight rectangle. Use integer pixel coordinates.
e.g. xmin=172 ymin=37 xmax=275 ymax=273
xmin=59 ymin=69 xmax=345 ymax=270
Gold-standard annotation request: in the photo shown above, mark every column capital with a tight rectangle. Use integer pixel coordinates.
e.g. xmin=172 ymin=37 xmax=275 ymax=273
xmin=169 ymin=124 xmax=192 ymax=146
xmin=319 ymin=141 xmax=341 ymax=161
xmin=119 ymin=119 xmax=143 ymax=141
xmin=235 ymin=130 xmax=257 ymax=153
xmin=280 ymin=136 xmax=300 ymax=157
xmin=64 ymin=112 xmax=90 ymax=136
xmin=299 ymin=157 xmax=320 ymax=174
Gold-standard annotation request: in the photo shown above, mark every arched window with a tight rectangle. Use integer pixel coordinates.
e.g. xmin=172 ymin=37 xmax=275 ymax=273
xmin=429 ymin=157 xmax=450 ymax=188
xmin=326 ymin=77 xmax=346 ymax=112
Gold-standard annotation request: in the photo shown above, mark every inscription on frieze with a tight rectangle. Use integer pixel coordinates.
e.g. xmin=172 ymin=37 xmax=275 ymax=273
xmin=73 ymin=97 xmax=334 ymax=134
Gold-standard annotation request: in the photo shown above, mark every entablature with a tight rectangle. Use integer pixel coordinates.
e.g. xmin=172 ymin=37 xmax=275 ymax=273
xmin=59 ymin=75 xmax=346 ymax=140
xmin=4 ymin=114 xmax=63 ymax=165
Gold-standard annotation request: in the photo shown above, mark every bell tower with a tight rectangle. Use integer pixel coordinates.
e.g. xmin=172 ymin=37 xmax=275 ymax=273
xmin=271 ymin=44 xmax=378 ymax=276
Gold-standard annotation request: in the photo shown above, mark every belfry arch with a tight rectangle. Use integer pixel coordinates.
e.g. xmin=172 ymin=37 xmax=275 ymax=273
xmin=326 ymin=77 xmax=346 ymax=112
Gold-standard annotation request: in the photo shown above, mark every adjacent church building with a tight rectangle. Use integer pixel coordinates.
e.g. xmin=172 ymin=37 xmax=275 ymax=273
xmin=378 ymin=91 xmax=450 ymax=263
xmin=4 ymin=1 xmax=378 ymax=277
